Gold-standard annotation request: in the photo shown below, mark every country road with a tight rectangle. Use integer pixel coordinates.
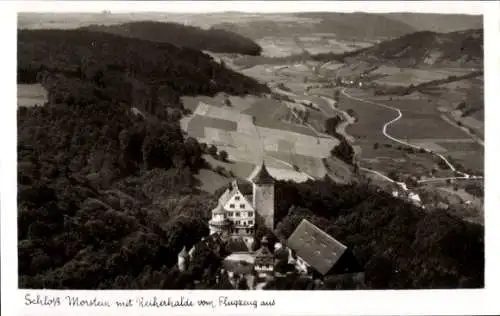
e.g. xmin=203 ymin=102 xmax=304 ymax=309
xmin=269 ymin=64 xmax=483 ymax=190
xmin=339 ymin=88 xmax=482 ymax=181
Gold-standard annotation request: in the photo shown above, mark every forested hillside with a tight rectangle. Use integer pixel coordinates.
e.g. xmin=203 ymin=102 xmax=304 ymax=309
xmin=80 ymin=21 xmax=263 ymax=56
xmin=313 ymin=28 xmax=483 ymax=69
xmin=17 ymin=29 xmax=267 ymax=288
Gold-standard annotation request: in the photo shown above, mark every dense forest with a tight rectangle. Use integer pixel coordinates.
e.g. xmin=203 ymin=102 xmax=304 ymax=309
xmin=18 ymin=29 xmax=269 ymax=110
xmin=80 ymin=21 xmax=263 ymax=56
xmin=17 ymin=28 xmax=483 ymax=290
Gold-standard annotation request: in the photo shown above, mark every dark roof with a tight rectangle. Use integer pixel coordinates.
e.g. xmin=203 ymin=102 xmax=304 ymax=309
xmin=287 ymin=219 xmax=347 ymax=276
xmin=251 ymin=162 xmax=275 ymax=185
xmin=255 ymin=244 xmax=273 ymax=258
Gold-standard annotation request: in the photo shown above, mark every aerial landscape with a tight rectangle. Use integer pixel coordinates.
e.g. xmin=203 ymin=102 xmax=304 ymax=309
xmin=17 ymin=9 xmax=484 ymax=291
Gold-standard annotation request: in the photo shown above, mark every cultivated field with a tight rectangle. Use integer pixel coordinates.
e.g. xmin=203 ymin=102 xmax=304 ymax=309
xmin=382 ymin=99 xmax=472 ymax=140
xmin=336 ymin=89 xmax=483 ymax=177
xmin=18 ymin=84 xmax=48 ymax=107
xmin=371 ymin=66 xmax=472 ymax=86
xmin=182 ymin=95 xmax=338 ymax=183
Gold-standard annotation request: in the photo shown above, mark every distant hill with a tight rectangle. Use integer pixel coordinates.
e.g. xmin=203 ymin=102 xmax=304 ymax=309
xmin=211 ymin=12 xmax=482 ymax=42
xmin=382 ymin=13 xmax=482 ymax=33
xmin=293 ymin=12 xmax=417 ymax=40
xmin=79 ymin=21 xmax=263 ymax=56
xmin=213 ymin=13 xmax=416 ymax=41
xmin=331 ymin=29 xmax=483 ymax=69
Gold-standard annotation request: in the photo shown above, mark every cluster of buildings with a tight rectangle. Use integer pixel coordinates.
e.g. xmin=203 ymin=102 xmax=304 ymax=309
xmin=178 ymin=162 xmax=364 ymax=288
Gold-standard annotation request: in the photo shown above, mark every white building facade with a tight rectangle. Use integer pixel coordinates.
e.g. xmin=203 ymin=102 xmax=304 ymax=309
xmin=208 ymin=162 xmax=276 ymax=247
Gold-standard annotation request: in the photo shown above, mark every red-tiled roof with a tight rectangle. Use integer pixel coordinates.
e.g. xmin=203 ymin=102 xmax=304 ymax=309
xmin=287 ymin=219 xmax=347 ymax=276
xmin=251 ymin=162 xmax=275 ymax=185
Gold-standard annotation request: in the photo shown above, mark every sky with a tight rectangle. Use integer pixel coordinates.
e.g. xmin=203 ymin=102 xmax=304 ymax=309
xmin=17 ymin=1 xmax=484 ymax=15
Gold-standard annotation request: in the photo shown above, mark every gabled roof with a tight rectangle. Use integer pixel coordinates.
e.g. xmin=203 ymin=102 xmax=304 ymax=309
xmin=287 ymin=219 xmax=347 ymax=276
xmin=255 ymin=244 xmax=273 ymax=258
xmin=251 ymin=161 xmax=275 ymax=185
xmin=212 ymin=203 xmax=224 ymax=214
xmin=218 ymin=179 xmax=254 ymax=209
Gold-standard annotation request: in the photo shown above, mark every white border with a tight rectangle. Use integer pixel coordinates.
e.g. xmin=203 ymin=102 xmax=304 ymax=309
xmin=2 ymin=1 xmax=499 ymax=315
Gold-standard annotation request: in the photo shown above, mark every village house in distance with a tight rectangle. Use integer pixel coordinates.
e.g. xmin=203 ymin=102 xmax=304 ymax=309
xmin=178 ymin=162 xmax=365 ymax=289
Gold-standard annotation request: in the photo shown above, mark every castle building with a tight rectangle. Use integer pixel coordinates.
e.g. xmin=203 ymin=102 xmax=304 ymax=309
xmin=287 ymin=219 xmax=364 ymax=282
xmin=209 ymin=162 xmax=276 ymax=246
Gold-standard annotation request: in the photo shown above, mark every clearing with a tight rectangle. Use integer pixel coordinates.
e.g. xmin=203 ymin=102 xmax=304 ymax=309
xmin=18 ymin=84 xmax=48 ymax=107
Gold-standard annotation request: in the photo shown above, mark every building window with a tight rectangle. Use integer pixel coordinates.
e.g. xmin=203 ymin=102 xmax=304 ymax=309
xmin=235 ymin=196 xmax=240 ymax=201
xmin=248 ymin=212 xmax=253 ymax=217
xmin=235 ymin=212 xmax=240 ymax=217
xmin=229 ymin=204 xmax=235 ymax=208
xmin=248 ymin=220 xmax=253 ymax=225
xmin=240 ymin=204 xmax=245 ymax=209
xmin=228 ymin=212 xmax=233 ymax=216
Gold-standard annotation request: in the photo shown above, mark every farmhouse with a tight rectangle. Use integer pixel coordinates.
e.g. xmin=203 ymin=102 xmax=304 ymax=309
xmin=209 ymin=162 xmax=276 ymax=248
xmin=287 ymin=219 xmax=364 ymax=281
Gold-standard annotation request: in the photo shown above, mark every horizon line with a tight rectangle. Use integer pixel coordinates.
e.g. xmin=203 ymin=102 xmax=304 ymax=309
xmin=15 ymin=1 xmax=485 ymax=15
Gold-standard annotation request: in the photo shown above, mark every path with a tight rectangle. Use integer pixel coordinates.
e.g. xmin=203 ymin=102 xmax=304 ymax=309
xmin=340 ymin=88 xmax=475 ymax=179
xmin=270 ymin=63 xmax=483 ymax=193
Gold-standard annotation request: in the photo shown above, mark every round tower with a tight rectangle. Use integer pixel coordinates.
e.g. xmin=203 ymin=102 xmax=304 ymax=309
xmin=177 ymin=246 xmax=189 ymax=272
xmin=209 ymin=203 xmax=230 ymax=238
xmin=252 ymin=162 xmax=276 ymax=231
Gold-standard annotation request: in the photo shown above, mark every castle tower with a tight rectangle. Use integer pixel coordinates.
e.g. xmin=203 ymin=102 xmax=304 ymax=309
xmin=209 ymin=204 xmax=230 ymax=238
xmin=252 ymin=161 xmax=275 ymax=231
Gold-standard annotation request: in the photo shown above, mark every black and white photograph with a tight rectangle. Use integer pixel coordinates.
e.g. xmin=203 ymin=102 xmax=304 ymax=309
xmin=8 ymin=0 xmax=493 ymax=299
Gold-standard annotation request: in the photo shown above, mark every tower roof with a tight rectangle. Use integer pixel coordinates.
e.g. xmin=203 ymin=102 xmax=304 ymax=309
xmin=251 ymin=161 xmax=275 ymax=185
xmin=212 ymin=203 xmax=224 ymax=214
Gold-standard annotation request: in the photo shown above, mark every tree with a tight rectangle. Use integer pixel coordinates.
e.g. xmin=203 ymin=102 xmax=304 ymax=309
xmin=333 ymin=89 xmax=340 ymax=102
xmin=218 ymin=150 xmax=228 ymax=162
xmin=208 ymin=145 xmax=218 ymax=157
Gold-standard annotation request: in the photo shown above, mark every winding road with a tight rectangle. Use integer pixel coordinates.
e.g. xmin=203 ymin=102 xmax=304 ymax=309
xmin=269 ymin=62 xmax=483 ymax=190
xmin=339 ymin=88 xmax=483 ymax=183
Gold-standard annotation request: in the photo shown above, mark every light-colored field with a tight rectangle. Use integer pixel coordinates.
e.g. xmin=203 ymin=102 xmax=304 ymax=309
xmin=17 ymin=84 xmax=48 ymax=107
xmin=240 ymin=65 xmax=285 ymax=83
xmin=247 ymin=163 xmax=311 ymax=183
xmin=266 ymin=151 xmax=327 ymax=179
xmin=186 ymin=115 xmax=238 ymax=138
xmin=257 ymin=39 xmax=304 ymax=57
xmin=181 ymin=92 xmax=337 ymax=183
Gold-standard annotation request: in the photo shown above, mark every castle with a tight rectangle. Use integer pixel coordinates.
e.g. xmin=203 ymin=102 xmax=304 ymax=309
xmin=208 ymin=161 xmax=276 ymax=248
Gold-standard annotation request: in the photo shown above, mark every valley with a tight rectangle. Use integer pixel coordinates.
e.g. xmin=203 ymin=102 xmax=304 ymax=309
xmin=182 ymin=22 xmax=484 ymax=224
